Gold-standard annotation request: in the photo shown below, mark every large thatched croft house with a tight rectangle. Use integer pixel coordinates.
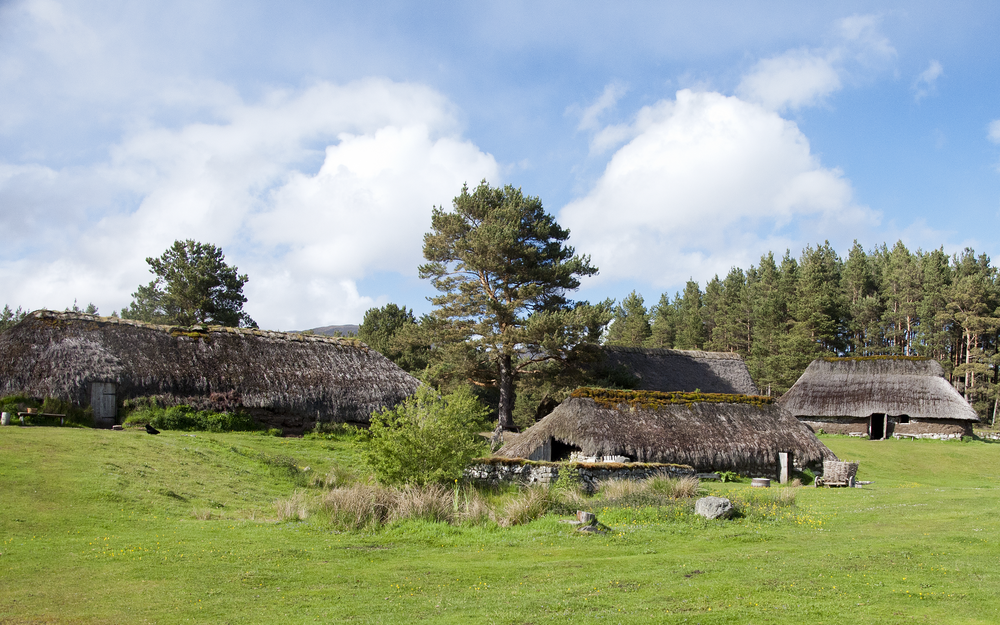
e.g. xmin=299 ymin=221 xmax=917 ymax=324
xmin=778 ymin=357 xmax=979 ymax=440
xmin=498 ymin=387 xmax=836 ymax=477
xmin=0 ymin=311 xmax=420 ymax=430
xmin=602 ymin=347 xmax=759 ymax=395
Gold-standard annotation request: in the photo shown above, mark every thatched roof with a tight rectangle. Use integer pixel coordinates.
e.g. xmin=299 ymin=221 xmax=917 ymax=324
xmin=498 ymin=388 xmax=835 ymax=474
xmin=778 ymin=357 xmax=979 ymax=422
xmin=603 ymin=347 xmax=759 ymax=395
xmin=0 ymin=310 xmax=419 ymax=424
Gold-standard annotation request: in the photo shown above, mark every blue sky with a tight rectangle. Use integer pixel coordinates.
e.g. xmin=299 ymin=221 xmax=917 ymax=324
xmin=2 ymin=1 xmax=1000 ymax=330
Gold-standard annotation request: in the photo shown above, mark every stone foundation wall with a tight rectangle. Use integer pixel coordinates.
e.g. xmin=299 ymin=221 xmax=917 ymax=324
xmin=465 ymin=459 xmax=695 ymax=493
xmin=800 ymin=418 xmax=867 ymax=436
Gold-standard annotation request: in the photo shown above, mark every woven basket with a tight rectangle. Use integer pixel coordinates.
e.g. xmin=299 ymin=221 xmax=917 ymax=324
xmin=823 ymin=460 xmax=859 ymax=482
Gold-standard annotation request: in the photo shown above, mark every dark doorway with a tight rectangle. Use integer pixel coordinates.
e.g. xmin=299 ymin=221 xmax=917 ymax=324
xmin=551 ymin=439 xmax=583 ymax=461
xmin=870 ymin=414 xmax=886 ymax=440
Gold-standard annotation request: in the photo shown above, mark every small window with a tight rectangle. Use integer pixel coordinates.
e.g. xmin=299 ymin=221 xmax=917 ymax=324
xmin=898 ymin=415 xmax=910 ymax=424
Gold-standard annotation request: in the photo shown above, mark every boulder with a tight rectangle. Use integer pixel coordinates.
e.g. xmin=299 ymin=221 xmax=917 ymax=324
xmin=695 ymin=496 xmax=734 ymax=520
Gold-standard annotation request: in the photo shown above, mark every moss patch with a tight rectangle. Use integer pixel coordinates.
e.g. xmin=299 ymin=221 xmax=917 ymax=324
xmin=822 ymin=355 xmax=931 ymax=362
xmin=570 ymin=387 xmax=774 ymax=411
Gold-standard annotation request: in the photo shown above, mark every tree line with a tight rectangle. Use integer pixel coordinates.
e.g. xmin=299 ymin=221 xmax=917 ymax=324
xmin=600 ymin=240 xmax=1000 ymax=420
xmin=4 ymin=182 xmax=999 ymax=429
xmin=363 ymin=225 xmax=1000 ymax=426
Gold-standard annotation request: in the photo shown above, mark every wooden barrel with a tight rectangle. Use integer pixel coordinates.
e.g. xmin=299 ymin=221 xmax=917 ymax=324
xmin=751 ymin=477 xmax=771 ymax=488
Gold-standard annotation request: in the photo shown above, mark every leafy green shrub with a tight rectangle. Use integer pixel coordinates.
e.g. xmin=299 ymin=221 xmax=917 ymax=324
xmin=798 ymin=468 xmax=816 ymax=486
xmin=717 ymin=470 xmax=743 ymax=483
xmin=123 ymin=398 xmax=262 ymax=432
xmin=366 ymin=385 xmax=491 ymax=486
xmin=305 ymin=421 xmax=365 ymax=441
xmin=0 ymin=395 xmax=93 ymax=427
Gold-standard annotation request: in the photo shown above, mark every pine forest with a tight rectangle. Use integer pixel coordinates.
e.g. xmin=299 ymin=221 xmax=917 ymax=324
xmin=607 ymin=240 xmax=1000 ymax=422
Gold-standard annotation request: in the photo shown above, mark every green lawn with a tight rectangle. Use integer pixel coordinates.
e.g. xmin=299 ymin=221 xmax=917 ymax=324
xmin=2 ymin=427 xmax=999 ymax=623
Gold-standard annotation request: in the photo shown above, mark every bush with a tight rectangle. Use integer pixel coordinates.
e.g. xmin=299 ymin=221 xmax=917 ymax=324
xmin=366 ymin=385 xmax=491 ymax=486
xmin=123 ymin=398 xmax=262 ymax=433
xmin=494 ymin=486 xmax=553 ymax=527
xmin=0 ymin=395 xmax=93 ymax=427
xmin=305 ymin=421 xmax=365 ymax=441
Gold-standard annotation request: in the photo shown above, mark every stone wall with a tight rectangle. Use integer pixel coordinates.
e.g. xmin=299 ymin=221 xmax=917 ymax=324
xmin=801 ymin=416 xmax=972 ymax=440
xmin=465 ymin=458 xmax=695 ymax=493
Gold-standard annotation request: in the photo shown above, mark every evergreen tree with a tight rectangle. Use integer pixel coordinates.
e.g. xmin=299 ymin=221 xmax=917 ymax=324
xmin=948 ymin=249 xmax=999 ymax=402
xmin=674 ymin=280 xmax=706 ymax=349
xmin=0 ymin=305 xmax=26 ymax=333
xmin=646 ymin=293 xmax=678 ymax=348
xmin=709 ymin=268 xmax=751 ymax=355
xmin=747 ymin=253 xmax=788 ymax=394
xmin=842 ymin=241 xmax=883 ymax=355
xmin=605 ymin=291 xmax=652 ymax=347
xmin=358 ymin=304 xmax=428 ymax=372
xmin=122 ymin=240 xmax=255 ymax=328
xmin=880 ymin=241 xmax=923 ymax=355
xmin=420 ymin=181 xmax=599 ymax=431
xmin=701 ymin=276 xmax=723 ymax=350
xmin=917 ymin=248 xmax=954 ymax=362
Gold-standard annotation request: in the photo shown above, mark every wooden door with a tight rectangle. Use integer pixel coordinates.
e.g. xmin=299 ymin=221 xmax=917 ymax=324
xmin=90 ymin=382 xmax=116 ymax=427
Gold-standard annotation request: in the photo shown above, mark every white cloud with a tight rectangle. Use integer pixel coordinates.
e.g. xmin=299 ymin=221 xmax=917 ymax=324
xmin=575 ymin=82 xmax=628 ymax=131
xmin=913 ymin=60 xmax=943 ymax=102
xmin=988 ymin=120 xmax=1000 ymax=144
xmin=737 ymin=49 xmax=841 ymax=111
xmin=736 ymin=14 xmax=895 ymax=112
xmin=0 ymin=78 xmax=498 ymax=329
xmin=560 ymin=89 xmax=879 ymax=285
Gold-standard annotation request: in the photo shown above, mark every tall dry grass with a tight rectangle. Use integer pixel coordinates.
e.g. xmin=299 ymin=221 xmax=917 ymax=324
xmin=597 ymin=475 xmax=703 ymax=505
xmin=274 ymin=490 xmax=309 ymax=521
xmin=493 ymin=486 xmax=553 ymax=528
xmin=322 ymin=483 xmax=396 ymax=529
xmin=312 ymin=463 xmax=358 ymax=489
xmin=453 ymin=487 xmax=492 ymax=526
xmin=302 ymin=473 xmax=705 ymax=531
xmin=392 ymin=484 xmax=454 ymax=523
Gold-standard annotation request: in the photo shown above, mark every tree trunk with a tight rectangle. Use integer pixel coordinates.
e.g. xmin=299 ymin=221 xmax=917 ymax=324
xmin=497 ymin=352 xmax=517 ymax=431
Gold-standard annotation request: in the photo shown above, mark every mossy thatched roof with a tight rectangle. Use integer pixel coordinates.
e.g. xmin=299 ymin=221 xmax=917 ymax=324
xmin=0 ymin=310 xmax=419 ymax=424
xmin=603 ymin=346 xmax=759 ymax=395
xmin=778 ymin=357 xmax=979 ymax=422
xmin=498 ymin=390 xmax=835 ymax=474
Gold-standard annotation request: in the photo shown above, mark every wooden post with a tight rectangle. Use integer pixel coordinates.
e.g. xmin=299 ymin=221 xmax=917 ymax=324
xmin=778 ymin=452 xmax=789 ymax=484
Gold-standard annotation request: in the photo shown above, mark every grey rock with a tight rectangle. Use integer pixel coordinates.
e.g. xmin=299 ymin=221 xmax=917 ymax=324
xmin=695 ymin=496 xmax=735 ymax=520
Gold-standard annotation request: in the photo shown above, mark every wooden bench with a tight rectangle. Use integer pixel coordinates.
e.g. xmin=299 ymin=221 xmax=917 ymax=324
xmin=17 ymin=412 xmax=68 ymax=425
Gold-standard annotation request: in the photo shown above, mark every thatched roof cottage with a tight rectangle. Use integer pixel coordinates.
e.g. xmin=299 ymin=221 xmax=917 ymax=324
xmin=0 ymin=310 xmax=420 ymax=430
xmin=778 ymin=357 xmax=979 ymax=440
xmin=498 ymin=387 xmax=836 ymax=477
xmin=603 ymin=347 xmax=759 ymax=395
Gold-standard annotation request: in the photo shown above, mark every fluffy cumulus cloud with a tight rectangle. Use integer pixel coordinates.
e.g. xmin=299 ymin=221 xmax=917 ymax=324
xmin=736 ymin=14 xmax=895 ymax=112
xmin=0 ymin=79 xmax=498 ymax=329
xmin=737 ymin=50 xmax=842 ymax=111
xmin=560 ymin=89 xmax=879 ymax=285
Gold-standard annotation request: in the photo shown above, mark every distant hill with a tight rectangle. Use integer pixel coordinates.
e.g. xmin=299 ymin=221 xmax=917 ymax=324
xmin=304 ymin=324 xmax=359 ymax=337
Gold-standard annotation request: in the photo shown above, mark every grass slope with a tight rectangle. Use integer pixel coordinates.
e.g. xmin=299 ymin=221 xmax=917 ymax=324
xmin=1 ymin=428 xmax=999 ymax=623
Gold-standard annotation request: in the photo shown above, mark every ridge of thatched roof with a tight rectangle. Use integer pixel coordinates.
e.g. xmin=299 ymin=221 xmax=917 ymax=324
xmin=498 ymin=393 xmax=836 ymax=474
xmin=0 ymin=310 xmax=419 ymax=423
xmin=602 ymin=346 xmax=759 ymax=395
xmin=778 ymin=357 xmax=979 ymax=422
xmin=571 ymin=386 xmax=774 ymax=409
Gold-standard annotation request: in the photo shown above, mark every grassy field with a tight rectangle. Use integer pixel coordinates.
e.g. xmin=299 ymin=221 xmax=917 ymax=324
xmin=1 ymin=427 xmax=1000 ymax=624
